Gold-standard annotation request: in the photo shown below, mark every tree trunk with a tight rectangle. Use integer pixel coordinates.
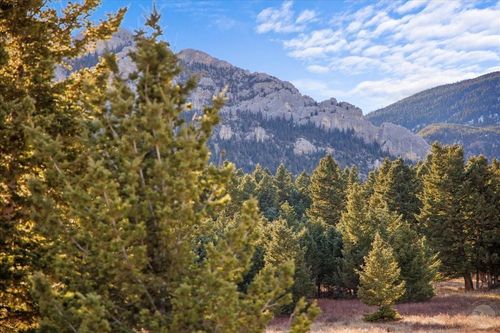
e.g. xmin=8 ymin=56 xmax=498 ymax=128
xmin=464 ymin=271 xmax=474 ymax=291
xmin=317 ymin=280 xmax=321 ymax=298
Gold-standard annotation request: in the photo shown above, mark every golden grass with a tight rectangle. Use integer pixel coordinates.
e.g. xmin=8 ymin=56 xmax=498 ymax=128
xmin=267 ymin=279 xmax=500 ymax=333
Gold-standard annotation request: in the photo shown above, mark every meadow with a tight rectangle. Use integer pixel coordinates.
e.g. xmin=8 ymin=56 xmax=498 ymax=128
xmin=268 ymin=279 xmax=500 ymax=333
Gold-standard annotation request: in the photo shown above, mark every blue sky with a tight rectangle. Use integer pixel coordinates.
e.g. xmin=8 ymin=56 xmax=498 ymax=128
xmin=63 ymin=0 xmax=500 ymax=112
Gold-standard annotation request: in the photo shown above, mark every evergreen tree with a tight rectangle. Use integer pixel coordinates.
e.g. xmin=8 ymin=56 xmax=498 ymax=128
xmin=373 ymin=158 xmax=420 ymax=224
xmin=390 ymin=223 xmax=439 ymax=301
xmin=337 ymin=183 xmax=373 ymax=293
xmin=256 ymin=173 xmax=279 ymax=221
xmin=303 ymin=219 xmax=342 ymax=297
xmin=0 ymin=1 xmax=124 ymax=330
xmin=464 ymin=156 xmax=500 ymax=288
xmin=274 ymin=163 xmax=294 ymax=205
xmin=417 ymin=143 xmax=475 ymax=290
xmin=289 ymin=171 xmax=311 ymax=219
xmin=253 ymin=164 xmax=269 ymax=183
xmin=358 ymin=233 xmax=405 ymax=322
xmin=279 ymin=202 xmax=300 ymax=230
xmin=307 ymin=155 xmax=346 ymax=226
xmin=29 ymin=15 xmax=315 ymax=332
xmin=265 ymin=219 xmax=315 ymax=312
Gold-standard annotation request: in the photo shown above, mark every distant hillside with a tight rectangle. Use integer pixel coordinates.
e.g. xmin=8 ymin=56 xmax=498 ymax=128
xmin=367 ymin=72 xmax=500 ymax=132
xmin=419 ymin=124 xmax=500 ymax=160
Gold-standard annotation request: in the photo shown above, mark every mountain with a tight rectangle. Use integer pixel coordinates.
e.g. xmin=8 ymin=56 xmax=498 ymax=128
xmin=366 ymin=72 xmax=500 ymax=159
xmin=62 ymin=30 xmax=430 ymax=174
xmin=367 ymin=72 xmax=500 ymax=131
xmin=418 ymin=124 xmax=500 ymax=159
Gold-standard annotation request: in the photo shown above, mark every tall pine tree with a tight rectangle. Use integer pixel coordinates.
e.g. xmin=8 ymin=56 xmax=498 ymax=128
xmin=307 ymin=155 xmax=346 ymax=226
xmin=418 ymin=143 xmax=474 ymax=290
xmin=29 ymin=14 xmax=316 ymax=332
xmin=0 ymin=1 xmax=124 ymax=330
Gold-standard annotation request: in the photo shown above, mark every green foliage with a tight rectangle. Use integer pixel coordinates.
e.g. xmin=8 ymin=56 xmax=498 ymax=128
xmin=417 ymin=143 xmax=474 ymax=288
xmin=390 ymin=223 xmax=440 ymax=301
xmin=288 ymin=298 xmax=321 ymax=333
xmin=363 ymin=305 xmax=401 ymax=322
xmin=28 ymin=15 xmax=300 ymax=332
xmin=358 ymin=233 xmax=405 ymax=321
xmin=307 ymin=155 xmax=346 ymax=226
xmin=289 ymin=171 xmax=312 ymax=219
xmin=337 ymin=182 xmax=373 ymax=292
xmin=0 ymin=1 xmax=124 ymax=330
xmin=372 ymin=158 xmax=421 ymax=224
xmin=463 ymin=156 xmax=500 ymax=287
xmin=303 ymin=219 xmax=342 ymax=297
xmin=265 ymin=219 xmax=314 ymax=312
xmin=256 ymin=173 xmax=280 ymax=221
xmin=275 ymin=163 xmax=294 ymax=205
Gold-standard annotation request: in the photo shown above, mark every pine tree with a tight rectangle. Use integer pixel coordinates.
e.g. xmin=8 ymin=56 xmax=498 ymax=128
xmin=274 ymin=163 xmax=294 ymax=205
xmin=358 ymin=233 xmax=405 ymax=322
xmin=265 ymin=219 xmax=315 ymax=312
xmin=0 ymin=1 xmax=124 ymax=330
xmin=29 ymin=14 xmax=315 ymax=332
xmin=307 ymin=155 xmax=346 ymax=226
xmin=303 ymin=219 xmax=342 ymax=297
xmin=417 ymin=143 xmax=474 ymax=290
xmin=372 ymin=158 xmax=420 ymax=224
xmin=464 ymin=156 xmax=500 ymax=288
xmin=337 ymin=182 xmax=373 ymax=293
xmin=289 ymin=171 xmax=311 ymax=219
xmin=390 ymin=223 xmax=439 ymax=301
xmin=256 ymin=173 xmax=280 ymax=221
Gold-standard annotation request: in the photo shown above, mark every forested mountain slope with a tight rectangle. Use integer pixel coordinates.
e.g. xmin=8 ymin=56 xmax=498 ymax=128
xmin=367 ymin=72 xmax=500 ymax=131
xmin=419 ymin=124 xmax=500 ymax=159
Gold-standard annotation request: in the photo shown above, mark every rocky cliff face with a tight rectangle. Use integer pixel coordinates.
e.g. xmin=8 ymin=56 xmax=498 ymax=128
xmin=63 ymin=30 xmax=430 ymax=174
xmin=176 ymin=48 xmax=429 ymax=163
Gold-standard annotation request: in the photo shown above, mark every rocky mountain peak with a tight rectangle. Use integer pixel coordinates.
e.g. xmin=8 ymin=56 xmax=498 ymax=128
xmin=178 ymin=49 xmax=233 ymax=69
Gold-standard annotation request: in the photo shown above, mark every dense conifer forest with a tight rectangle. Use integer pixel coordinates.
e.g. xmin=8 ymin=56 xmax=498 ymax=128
xmin=0 ymin=2 xmax=499 ymax=332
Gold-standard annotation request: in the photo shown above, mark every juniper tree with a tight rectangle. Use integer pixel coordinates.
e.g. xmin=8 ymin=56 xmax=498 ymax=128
xmin=358 ymin=233 xmax=405 ymax=322
xmin=307 ymin=155 xmax=346 ymax=226
xmin=29 ymin=14 xmax=316 ymax=332
xmin=0 ymin=1 xmax=124 ymax=330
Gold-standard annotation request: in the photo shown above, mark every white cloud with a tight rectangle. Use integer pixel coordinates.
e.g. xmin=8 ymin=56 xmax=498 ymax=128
xmin=307 ymin=64 xmax=330 ymax=73
xmin=396 ymin=0 xmax=430 ymax=14
xmin=256 ymin=0 xmax=500 ymax=110
xmin=296 ymin=9 xmax=317 ymax=24
xmin=256 ymin=1 xmax=315 ymax=34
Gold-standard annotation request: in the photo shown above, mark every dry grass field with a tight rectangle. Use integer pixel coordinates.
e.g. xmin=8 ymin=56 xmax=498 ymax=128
xmin=267 ymin=279 xmax=500 ymax=333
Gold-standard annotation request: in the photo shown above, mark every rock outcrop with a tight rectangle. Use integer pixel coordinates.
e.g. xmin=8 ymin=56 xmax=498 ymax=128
xmin=63 ymin=29 xmax=431 ymax=174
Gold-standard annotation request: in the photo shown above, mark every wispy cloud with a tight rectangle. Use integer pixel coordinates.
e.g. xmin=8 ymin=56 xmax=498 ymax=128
xmin=255 ymin=0 xmax=500 ymax=111
xmin=256 ymin=1 xmax=316 ymax=34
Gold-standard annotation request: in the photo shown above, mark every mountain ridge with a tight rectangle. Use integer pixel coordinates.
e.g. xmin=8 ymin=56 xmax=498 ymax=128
xmin=366 ymin=71 xmax=500 ymax=159
xmin=61 ymin=29 xmax=431 ymax=174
